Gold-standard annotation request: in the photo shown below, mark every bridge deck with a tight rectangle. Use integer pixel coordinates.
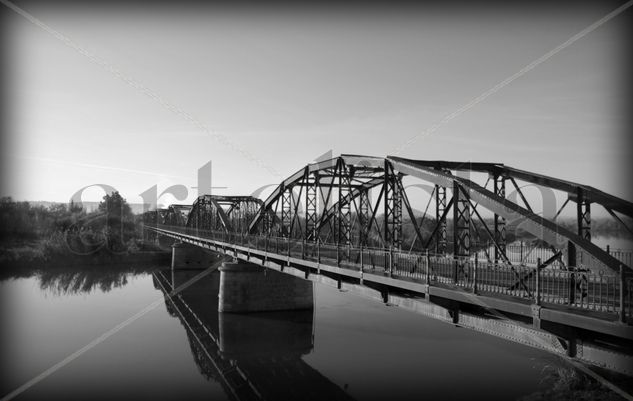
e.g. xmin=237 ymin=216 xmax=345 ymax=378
xmin=151 ymin=225 xmax=633 ymax=341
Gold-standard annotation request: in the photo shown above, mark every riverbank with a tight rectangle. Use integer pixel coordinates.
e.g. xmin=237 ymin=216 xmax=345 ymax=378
xmin=0 ymin=239 xmax=171 ymax=280
xmin=519 ymin=364 xmax=630 ymax=401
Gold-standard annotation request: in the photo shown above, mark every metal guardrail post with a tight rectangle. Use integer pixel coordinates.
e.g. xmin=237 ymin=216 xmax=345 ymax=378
xmin=425 ymin=250 xmax=430 ymax=284
xmin=360 ymin=245 xmax=365 ymax=271
xmin=569 ymin=265 xmax=576 ymax=305
xmin=620 ymin=264 xmax=626 ymax=323
xmin=473 ymin=253 xmax=478 ymax=294
xmin=301 ymin=239 xmax=305 ymax=259
xmin=535 ymin=257 xmax=541 ymax=305
xmin=336 ymin=242 xmax=340 ymax=266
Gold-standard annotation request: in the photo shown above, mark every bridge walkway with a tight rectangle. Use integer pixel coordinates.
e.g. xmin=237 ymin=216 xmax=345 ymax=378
xmin=151 ymin=225 xmax=633 ymax=341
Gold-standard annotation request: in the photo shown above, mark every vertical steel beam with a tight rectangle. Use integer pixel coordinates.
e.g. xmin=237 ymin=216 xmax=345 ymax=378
xmin=493 ymin=173 xmax=507 ymax=263
xmin=289 ymin=181 xmax=304 ymax=239
xmin=262 ymin=210 xmax=272 ymax=236
xmin=213 ymin=201 xmax=223 ymax=232
xmin=230 ymin=201 xmax=239 ymax=233
xmin=358 ymin=188 xmax=370 ymax=247
xmin=577 ymin=188 xmax=591 ymax=242
xmin=305 ymin=171 xmax=318 ymax=241
xmin=337 ymin=159 xmax=352 ymax=246
xmin=281 ymin=185 xmax=292 ymax=237
xmin=384 ymin=160 xmax=402 ymax=250
xmin=435 ymin=184 xmax=448 ymax=254
xmin=453 ymin=181 xmax=470 ymax=258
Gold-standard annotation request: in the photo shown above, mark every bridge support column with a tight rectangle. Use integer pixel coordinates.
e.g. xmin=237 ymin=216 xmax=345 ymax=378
xmin=218 ymin=261 xmax=314 ymax=313
xmin=453 ymin=182 xmax=470 ymax=283
xmin=171 ymin=242 xmax=218 ymax=269
xmin=576 ymin=188 xmax=591 ymax=242
xmin=435 ymin=185 xmax=448 ymax=255
xmin=493 ymin=173 xmax=506 ymax=263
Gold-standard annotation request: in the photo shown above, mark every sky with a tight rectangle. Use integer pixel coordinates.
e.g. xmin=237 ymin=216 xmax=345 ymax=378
xmin=1 ymin=1 xmax=631 ymax=212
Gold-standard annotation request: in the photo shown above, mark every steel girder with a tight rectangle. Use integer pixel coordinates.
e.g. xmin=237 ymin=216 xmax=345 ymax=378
xmin=387 ymin=156 xmax=629 ymax=274
xmin=576 ymin=188 xmax=591 ymax=242
xmin=305 ymin=169 xmax=318 ymax=241
xmin=384 ymin=160 xmax=402 ymax=250
xmin=248 ymin=155 xmax=407 ymax=249
xmin=312 ymin=171 xmax=404 ymax=249
xmin=337 ymin=159 xmax=353 ymax=246
xmin=164 ymin=204 xmax=192 ymax=226
xmin=399 ymin=160 xmax=633 ymax=218
xmin=314 ymin=176 xmax=383 ymax=240
xmin=493 ymin=173 xmax=507 ymax=263
xmin=226 ymin=198 xmax=262 ymax=234
xmin=185 ymin=195 xmax=262 ymax=234
xmin=281 ymin=186 xmax=292 ymax=237
xmin=358 ymin=188 xmax=370 ymax=246
xmin=249 ymin=156 xmax=376 ymax=234
xmin=453 ymin=181 xmax=470 ymax=258
xmin=248 ymin=157 xmax=339 ymax=233
xmin=186 ymin=196 xmax=230 ymax=232
xmin=168 ymin=154 xmax=628 ymax=275
xmin=435 ymin=184 xmax=448 ymax=255
xmin=156 ymin=209 xmax=169 ymax=225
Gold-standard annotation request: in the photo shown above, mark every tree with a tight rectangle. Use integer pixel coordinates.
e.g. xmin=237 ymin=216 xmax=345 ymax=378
xmin=97 ymin=191 xmax=136 ymax=252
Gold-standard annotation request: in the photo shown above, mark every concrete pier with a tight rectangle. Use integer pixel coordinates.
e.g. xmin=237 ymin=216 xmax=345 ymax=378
xmin=218 ymin=261 xmax=314 ymax=313
xmin=171 ymin=241 xmax=219 ymax=269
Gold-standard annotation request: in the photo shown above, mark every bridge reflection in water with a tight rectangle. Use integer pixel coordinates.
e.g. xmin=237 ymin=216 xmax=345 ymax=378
xmin=152 ymin=267 xmax=354 ymax=401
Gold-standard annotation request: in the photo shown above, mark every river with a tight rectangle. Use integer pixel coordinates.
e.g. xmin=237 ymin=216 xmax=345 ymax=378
xmin=0 ymin=262 xmax=624 ymax=401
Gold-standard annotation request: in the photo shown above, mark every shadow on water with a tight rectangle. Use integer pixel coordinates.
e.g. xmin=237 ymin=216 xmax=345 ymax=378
xmin=1 ymin=260 xmax=163 ymax=295
xmin=36 ymin=269 xmax=134 ymax=296
xmin=1 ymin=264 xmax=153 ymax=295
xmin=153 ymin=267 xmax=354 ymax=401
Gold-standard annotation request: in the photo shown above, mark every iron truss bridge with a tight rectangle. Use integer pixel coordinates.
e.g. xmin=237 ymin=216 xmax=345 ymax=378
xmin=144 ymin=155 xmax=633 ymax=339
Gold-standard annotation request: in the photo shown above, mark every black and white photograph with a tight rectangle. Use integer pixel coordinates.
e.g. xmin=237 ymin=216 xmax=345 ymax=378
xmin=1 ymin=1 xmax=632 ymax=400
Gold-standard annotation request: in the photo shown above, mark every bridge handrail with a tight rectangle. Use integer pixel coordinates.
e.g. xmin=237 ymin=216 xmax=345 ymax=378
xmin=150 ymin=224 xmax=631 ymax=324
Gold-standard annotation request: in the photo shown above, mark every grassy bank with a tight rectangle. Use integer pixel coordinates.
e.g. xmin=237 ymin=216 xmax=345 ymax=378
xmin=0 ymin=195 xmax=172 ymax=279
xmin=520 ymin=365 xmax=629 ymax=401
xmin=0 ymin=236 xmax=171 ymax=280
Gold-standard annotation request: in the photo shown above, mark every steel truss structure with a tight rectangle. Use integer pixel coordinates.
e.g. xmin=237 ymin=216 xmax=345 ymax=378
xmin=163 ymin=204 xmax=192 ymax=226
xmin=186 ymin=195 xmax=263 ymax=234
xmin=151 ymin=155 xmax=633 ymax=275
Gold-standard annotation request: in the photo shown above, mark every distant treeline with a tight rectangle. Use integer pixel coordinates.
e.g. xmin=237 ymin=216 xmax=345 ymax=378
xmin=1 ymin=197 xmax=88 ymax=241
xmin=0 ymin=194 xmax=160 ymax=268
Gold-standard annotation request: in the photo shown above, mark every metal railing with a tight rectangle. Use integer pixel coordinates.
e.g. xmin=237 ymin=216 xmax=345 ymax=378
xmin=605 ymin=246 xmax=633 ymax=269
xmin=474 ymin=242 xmax=564 ymax=268
xmin=153 ymin=224 xmax=631 ymax=323
xmin=473 ymin=241 xmax=633 ymax=272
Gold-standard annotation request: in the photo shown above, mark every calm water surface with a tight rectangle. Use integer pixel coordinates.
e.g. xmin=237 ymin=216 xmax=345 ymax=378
xmin=1 ymin=263 xmax=575 ymax=401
